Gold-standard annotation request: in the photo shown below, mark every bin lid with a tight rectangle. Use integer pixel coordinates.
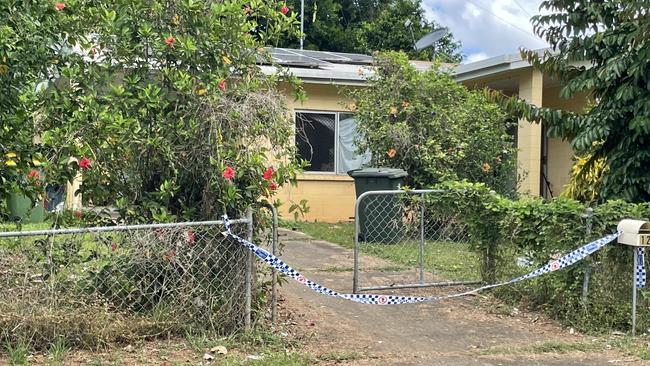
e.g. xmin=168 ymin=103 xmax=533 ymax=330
xmin=347 ymin=167 xmax=408 ymax=179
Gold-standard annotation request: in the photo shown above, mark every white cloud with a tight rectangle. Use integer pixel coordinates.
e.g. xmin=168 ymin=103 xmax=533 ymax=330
xmin=466 ymin=52 xmax=489 ymax=63
xmin=422 ymin=0 xmax=549 ymax=62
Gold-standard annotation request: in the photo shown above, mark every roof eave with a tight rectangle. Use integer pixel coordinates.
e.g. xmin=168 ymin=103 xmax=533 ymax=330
xmin=454 ymin=60 xmax=531 ymax=82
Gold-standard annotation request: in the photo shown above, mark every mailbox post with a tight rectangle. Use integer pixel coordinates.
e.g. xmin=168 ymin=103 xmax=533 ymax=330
xmin=617 ymin=219 xmax=650 ymax=336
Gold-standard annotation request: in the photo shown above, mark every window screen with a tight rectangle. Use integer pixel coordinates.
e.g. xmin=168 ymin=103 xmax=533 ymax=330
xmin=295 ymin=112 xmax=336 ymax=172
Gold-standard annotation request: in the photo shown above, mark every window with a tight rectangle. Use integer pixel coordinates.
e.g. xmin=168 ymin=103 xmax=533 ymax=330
xmin=295 ymin=111 xmax=371 ymax=174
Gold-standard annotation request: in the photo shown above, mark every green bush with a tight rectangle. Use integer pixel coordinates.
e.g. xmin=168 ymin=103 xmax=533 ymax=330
xmin=428 ymin=181 xmax=650 ymax=333
xmin=348 ymin=52 xmax=517 ymax=195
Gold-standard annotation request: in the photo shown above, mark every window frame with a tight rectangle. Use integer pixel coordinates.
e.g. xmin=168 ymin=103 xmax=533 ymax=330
xmin=294 ymin=109 xmax=352 ymax=175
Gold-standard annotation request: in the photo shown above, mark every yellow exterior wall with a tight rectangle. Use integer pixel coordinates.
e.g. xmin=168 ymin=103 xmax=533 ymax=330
xmin=275 ymin=82 xmax=359 ymax=223
xmin=517 ymin=70 xmax=544 ymax=196
xmin=542 ymin=86 xmax=589 ymax=197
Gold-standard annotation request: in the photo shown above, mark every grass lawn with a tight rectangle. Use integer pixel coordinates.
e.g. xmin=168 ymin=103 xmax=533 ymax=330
xmin=282 ymin=220 xmax=480 ymax=281
xmin=0 ymin=221 xmax=52 ymax=232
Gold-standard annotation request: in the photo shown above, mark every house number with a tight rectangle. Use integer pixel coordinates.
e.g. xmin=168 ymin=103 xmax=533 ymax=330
xmin=640 ymin=235 xmax=650 ymax=245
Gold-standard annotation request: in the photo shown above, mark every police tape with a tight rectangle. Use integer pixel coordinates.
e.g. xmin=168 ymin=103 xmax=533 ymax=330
xmin=222 ymin=215 xmax=622 ymax=305
xmin=636 ymin=247 xmax=646 ymax=289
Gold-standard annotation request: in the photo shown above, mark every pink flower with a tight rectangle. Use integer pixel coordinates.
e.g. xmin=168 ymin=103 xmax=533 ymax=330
xmin=79 ymin=156 xmax=91 ymax=169
xmin=269 ymin=182 xmax=278 ymax=191
xmin=218 ymin=79 xmax=226 ymax=91
xmin=27 ymin=169 xmax=39 ymax=180
xmin=111 ymin=242 xmax=117 ymax=252
xmin=55 ymin=2 xmax=65 ymax=11
xmin=186 ymin=229 xmax=196 ymax=244
xmin=222 ymin=165 xmax=235 ymax=180
xmin=165 ymin=36 xmax=176 ymax=47
xmin=74 ymin=210 xmax=83 ymax=219
xmin=263 ymin=167 xmax=274 ymax=181
xmin=280 ymin=5 xmax=289 ymax=14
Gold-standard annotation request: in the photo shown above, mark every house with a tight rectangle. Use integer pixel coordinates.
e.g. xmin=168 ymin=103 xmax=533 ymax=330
xmin=261 ymin=48 xmax=433 ymax=222
xmin=266 ymin=48 xmax=586 ymax=223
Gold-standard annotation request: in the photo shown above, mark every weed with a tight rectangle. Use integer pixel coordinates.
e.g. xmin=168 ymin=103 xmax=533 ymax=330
xmin=6 ymin=341 xmax=30 ymax=365
xmin=528 ymin=340 xmax=600 ymax=353
xmin=318 ymin=350 xmax=363 ymax=361
xmin=373 ymin=265 xmax=408 ymax=272
xmin=220 ymin=351 xmax=311 ymax=366
xmin=86 ymin=359 xmax=103 ymax=366
xmin=480 ymin=340 xmax=602 ymax=356
xmin=185 ymin=333 xmax=218 ymax=355
xmin=321 ymin=266 xmax=354 ymax=273
xmin=47 ymin=337 xmax=68 ymax=363
xmin=609 ymin=335 xmax=650 ymax=360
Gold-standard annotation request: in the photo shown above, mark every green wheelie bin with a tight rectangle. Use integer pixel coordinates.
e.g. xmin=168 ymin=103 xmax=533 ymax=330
xmin=348 ymin=168 xmax=408 ymax=243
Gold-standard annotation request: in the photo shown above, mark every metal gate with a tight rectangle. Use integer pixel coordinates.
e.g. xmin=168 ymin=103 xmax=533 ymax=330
xmin=353 ymin=189 xmax=482 ymax=293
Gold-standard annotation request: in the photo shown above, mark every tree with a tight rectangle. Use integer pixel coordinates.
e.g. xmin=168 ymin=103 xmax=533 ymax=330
xmin=355 ymin=0 xmax=461 ymax=62
xmin=349 ymin=52 xmax=517 ymax=194
xmin=498 ymin=1 xmax=650 ymax=202
xmin=278 ymin=0 xmax=462 ymax=61
xmin=2 ymin=0 xmax=303 ymax=222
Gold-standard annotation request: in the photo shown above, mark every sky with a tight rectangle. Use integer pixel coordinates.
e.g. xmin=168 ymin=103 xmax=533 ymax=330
xmin=422 ymin=0 xmax=550 ymax=63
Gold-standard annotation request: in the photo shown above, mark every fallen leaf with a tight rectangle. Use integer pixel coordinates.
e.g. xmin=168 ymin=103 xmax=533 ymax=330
xmin=210 ymin=345 xmax=227 ymax=355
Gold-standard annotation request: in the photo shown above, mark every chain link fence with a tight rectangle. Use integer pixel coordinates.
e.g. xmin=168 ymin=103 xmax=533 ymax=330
xmin=353 ymin=190 xmax=482 ymax=292
xmin=352 ymin=190 xmax=603 ymax=296
xmin=0 ymin=213 xmax=277 ymax=350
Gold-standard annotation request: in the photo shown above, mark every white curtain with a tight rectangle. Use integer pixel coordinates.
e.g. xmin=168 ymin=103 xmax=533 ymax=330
xmin=336 ymin=116 xmax=371 ymax=174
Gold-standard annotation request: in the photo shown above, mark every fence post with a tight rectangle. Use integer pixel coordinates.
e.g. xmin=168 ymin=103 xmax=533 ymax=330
xmin=244 ymin=207 xmax=254 ymax=331
xmin=419 ymin=195 xmax=425 ymax=284
xmin=582 ymin=207 xmax=593 ymax=300
xmin=264 ymin=203 xmax=278 ymax=325
xmin=353 ymin=194 xmax=362 ymax=293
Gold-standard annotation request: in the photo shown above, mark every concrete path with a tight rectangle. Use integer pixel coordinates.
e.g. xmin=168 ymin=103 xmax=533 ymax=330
xmin=275 ymin=229 xmax=646 ymax=365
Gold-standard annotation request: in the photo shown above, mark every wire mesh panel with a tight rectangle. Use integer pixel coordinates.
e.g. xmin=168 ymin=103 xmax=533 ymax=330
xmin=0 ymin=219 xmax=253 ymax=349
xmin=353 ymin=190 xmax=481 ymax=292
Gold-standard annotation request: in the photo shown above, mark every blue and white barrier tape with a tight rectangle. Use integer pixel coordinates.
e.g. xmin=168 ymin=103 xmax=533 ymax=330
xmin=222 ymin=215 xmax=621 ymax=305
xmin=636 ymin=247 xmax=646 ymax=289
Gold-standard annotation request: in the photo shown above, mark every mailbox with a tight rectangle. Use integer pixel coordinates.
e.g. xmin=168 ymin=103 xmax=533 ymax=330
xmin=617 ymin=219 xmax=650 ymax=246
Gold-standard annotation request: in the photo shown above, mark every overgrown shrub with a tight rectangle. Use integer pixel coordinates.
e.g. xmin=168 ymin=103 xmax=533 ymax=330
xmin=2 ymin=0 xmax=303 ymax=222
xmin=1 ymin=2 xmax=299 ymax=348
xmin=428 ymin=181 xmax=650 ymax=333
xmin=348 ymin=52 xmax=517 ymax=195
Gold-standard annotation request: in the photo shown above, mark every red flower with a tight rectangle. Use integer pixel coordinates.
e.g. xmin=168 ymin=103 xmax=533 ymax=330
xmin=165 ymin=36 xmax=176 ymax=47
xmin=163 ymin=249 xmax=176 ymax=261
xmin=222 ymin=165 xmax=235 ymax=180
xmin=79 ymin=156 xmax=92 ymax=169
xmin=269 ymin=182 xmax=278 ymax=191
xmin=27 ymin=169 xmax=39 ymax=180
xmin=55 ymin=2 xmax=65 ymax=11
xmin=74 ymin=210 xmax=83 ymax=219
xmin=263 ymin=166 xmax=274 ymax=181
xmin=280 ymin=5 xmax=289 ymax=14
xmin=218 ymin=79 xmax=226 ymax=91
xmin=186 ymin=229 xmax=196 ymax=244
